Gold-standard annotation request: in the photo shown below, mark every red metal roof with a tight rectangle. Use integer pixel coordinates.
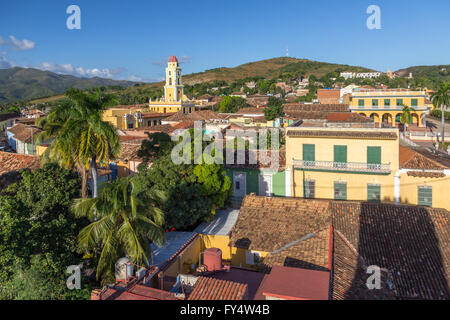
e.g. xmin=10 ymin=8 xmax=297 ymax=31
xmin=255 ymin=265 xmax=330 ymax=300
xmin=169 ymin=55 xmax=178 ymax=63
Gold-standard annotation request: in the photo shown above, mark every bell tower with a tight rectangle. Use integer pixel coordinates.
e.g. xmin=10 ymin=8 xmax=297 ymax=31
xmin=164 ymin=55 xmax=184 ymax=102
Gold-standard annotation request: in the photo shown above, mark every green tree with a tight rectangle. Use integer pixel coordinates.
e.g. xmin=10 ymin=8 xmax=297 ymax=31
xmin=219 ymin=96 xmax=248 ymax=113
xmin=137 ymin=132 xmax=174 ymax=164
xmin=264 ymin=97 xmax=284 ymax=120
xmin=134 ymin=128 xmax=232 ymax=229
xmin=35 ymin=99 xmax=89 ymax=197
xmin=431 ymin=82 xmax=450 ymax=143
xmin=0 ymin=164 xmax=90 ymax=299
xmin=400 ymin=105 xmax=412 ymax=132
xmin=71 ymin=177 xmax=166 ymax=283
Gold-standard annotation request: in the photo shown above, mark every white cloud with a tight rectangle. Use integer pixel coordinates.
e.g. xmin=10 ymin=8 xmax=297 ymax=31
xmin=9 ymin=36 xmax=35 ymax=50
xmin=128 ymin=75 xmax=144 ymax=82
xmin=37 ymin=62 xmax=122 ymax=79
xmin=0 ymin=35 xmax=35 ymax=51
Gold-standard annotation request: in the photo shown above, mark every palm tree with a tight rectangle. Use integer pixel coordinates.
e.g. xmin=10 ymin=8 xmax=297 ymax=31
xmin=36 ymin=89 xmax=121 ymax=198
xmin=35 ymin=101 xmax=89 ymax=197
xmin=431 ymin=82 xmax=450 ymax=144
xmin=71 ymin=177 xmax=166 ymax=283
xmin=400 ymin=105 xmax=412 ymax=133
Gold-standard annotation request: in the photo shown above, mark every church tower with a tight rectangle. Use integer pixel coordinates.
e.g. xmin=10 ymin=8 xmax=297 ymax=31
xmin=164 ymin=56 xmax=184 ymax=102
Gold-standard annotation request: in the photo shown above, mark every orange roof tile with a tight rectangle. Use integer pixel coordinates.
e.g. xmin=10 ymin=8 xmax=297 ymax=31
xmin=188 ymin=277 xmax=248 ymax=300
xmin=0 ymin=151 xmax=41 ymax=175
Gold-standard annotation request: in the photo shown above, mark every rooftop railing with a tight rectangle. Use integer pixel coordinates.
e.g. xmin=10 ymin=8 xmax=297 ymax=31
xmin=292 ymin=159 xmax=391 ymax=174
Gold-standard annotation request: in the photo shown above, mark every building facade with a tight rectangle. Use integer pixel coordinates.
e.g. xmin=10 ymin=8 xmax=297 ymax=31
xmin=349 ymin=89 xmax=429 ymax=127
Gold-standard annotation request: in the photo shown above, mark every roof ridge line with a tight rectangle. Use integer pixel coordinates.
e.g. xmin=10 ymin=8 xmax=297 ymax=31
xmin=334 ymin=229 xmax=368 ymax=270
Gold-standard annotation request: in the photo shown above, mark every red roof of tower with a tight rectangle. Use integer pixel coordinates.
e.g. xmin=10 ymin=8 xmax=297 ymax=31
xmin=169 ymin=56 xmax=178 ymax=63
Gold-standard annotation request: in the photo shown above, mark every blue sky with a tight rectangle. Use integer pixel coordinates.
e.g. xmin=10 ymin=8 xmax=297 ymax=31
xmin=0 ymin=0 xmax=449 ymax=82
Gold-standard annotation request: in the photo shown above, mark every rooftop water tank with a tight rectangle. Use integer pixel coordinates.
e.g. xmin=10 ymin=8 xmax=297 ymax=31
xmin=203 ymin=248 xmax=222 ymax=272
xmin=115 ymin=257 xmax=134 ymax=281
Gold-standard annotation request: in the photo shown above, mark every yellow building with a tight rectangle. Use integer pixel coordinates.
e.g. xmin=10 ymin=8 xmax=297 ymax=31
xmin=148 ymin=55 xmax=195 ymax=114
xmin=349 ymin=89 xmax=429 ymax=127
xmin=102 ymin=106 xmax=147 ymax=130
xmin=102 ymin=106 xmax=171 ymax=130
xmin=284 ymin=125 xmax=450 ymax=210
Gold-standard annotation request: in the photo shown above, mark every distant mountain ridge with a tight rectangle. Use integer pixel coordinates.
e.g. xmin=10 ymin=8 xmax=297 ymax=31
xmin=0 ymin=67 xmax=137 ymax=104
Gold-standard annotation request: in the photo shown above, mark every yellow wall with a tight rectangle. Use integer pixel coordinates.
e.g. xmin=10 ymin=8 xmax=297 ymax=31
xmin=285 ymin=128 xmax=400 ymax=170
xmin=199 ymin=234 xmax=269 ymax=270
xmin=162 ymin=236 xmax=202 ymax=278
xmin=36 ymin=144 xmax=48 ymax=156
xmin=399 ymin=173 xmax=450 ymax=209
xmin=102 ymin=107 xmax=148 ymax=130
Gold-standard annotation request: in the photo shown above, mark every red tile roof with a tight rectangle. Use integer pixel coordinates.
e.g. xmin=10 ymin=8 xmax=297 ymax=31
xmin=0 ymin=151 xmax=41 ymax=175
xmin=233 ymin=195 xmax=450 ymax=300
xmin=331 ymin=201 xmax=450 ymax=300
xmin=165 ymin=110 xmax=227 ymax=122
xmin=188 ymin=276 xmax=248 ymax=300
xmin=399 ymin=146 xmax=450 ymax=170
xmin=283 ymin=103 xmax=349 ymax=113
xmin=7 ymin=124 xmax=42 ymax=143
xmin=117 ymin=142 xmax=142 ymax=161
xmin=100 ymin=284 xmax=180 ymax=300
xmin=169 ymin=55 xmax=178 ymax=63
xmin=286 ymin=130 xmax=398 ymax=140
xmin=326 ymin=112 xmax=371 ymax=123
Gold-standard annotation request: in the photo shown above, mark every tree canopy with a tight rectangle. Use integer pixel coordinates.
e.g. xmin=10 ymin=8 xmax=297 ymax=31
xmin=0 ymin=163 xmax=92 ymax=299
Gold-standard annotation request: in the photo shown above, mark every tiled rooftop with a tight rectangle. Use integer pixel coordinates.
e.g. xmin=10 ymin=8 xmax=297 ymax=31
xmin=187 ymin=276 xmax=248 ymax=300
xmin=0 ymin=151 xmax=41 ymax=175
xmin=287 ymin=129 xmax=398 ymax=140
xmin=283 ymin=103 xmax=349 ymax=113
xmin=165 ymin=110 xmax=226 ymax=122
xmin=232 ymin=195 xmax=450 ymax=300
xmin=331 ymin=201 xmax=450 ymax=300
xmin=7 ymin=123 xmax=42 ymax=143
xmin=399 ymin=145 xmax=450 ymax=170
xmin=117 ymin=142 xmax=142 ymax=161
xmin=229 ymin=195 xmax=331 ymax=253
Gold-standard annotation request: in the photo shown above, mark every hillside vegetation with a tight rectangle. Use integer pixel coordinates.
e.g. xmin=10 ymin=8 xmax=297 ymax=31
xmin=395 ymin=65 xmax=450 ymax=82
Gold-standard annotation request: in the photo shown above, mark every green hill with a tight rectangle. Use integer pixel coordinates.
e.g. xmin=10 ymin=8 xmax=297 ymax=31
xmin=182 ymin=57 xmax=376 ymax=85
xmin=0 ymin=67 xmax=137 ymax=104
xmin=395 ymin=65 xmax=450 ymax=82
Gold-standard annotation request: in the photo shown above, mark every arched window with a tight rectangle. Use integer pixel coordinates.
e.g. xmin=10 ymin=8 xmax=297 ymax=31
xmin=169 ymin=78 xmax=172 ymax=85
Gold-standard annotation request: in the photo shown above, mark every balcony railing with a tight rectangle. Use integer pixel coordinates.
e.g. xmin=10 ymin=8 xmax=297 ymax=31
xmin=292 ymin=159 xmax=391 ymax=174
